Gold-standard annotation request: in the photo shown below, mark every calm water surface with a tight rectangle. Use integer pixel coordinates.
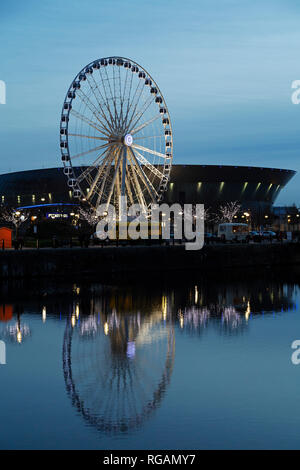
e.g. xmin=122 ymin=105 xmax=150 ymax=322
xmin=1 ymin=273 xmax=300 ymax=449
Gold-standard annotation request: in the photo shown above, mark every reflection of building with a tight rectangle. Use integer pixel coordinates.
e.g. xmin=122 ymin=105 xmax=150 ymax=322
xmin=0 ymin=165 xmax=295 ymax=215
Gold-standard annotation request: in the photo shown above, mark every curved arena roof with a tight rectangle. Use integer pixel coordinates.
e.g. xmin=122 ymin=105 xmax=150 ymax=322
xmin=0 ymin=165 xmax=295 ymax=211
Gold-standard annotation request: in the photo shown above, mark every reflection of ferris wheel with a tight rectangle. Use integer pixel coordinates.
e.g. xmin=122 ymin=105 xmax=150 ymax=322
xmin=60 ymin=57 xmax=173 ymax=212
xmin=62 ymin=315 xmax=175 ymax=433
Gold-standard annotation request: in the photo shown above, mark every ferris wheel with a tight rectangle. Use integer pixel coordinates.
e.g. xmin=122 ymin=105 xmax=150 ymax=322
xmin=60 ymin=57 xmax=173 ymax=213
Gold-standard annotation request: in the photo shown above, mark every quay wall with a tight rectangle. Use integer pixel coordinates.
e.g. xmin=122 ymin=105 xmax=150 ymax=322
xmin=0 ymin=243 xmax=299 ymax=279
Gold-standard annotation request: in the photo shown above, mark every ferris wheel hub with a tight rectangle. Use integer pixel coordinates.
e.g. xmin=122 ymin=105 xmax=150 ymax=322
xmin=124 ymin=134 xmax=133 ymax=147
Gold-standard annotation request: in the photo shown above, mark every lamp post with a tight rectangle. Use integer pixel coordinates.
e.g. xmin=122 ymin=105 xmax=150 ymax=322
xmin=244 ymin=211 xmax=251 ymax=229
xmin=14 ymin=211 xmax=21 ymax=239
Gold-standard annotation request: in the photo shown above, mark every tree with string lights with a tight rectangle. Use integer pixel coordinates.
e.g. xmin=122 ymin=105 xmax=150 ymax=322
xmin=0 ymin=206 xmax=29 ymax=238
xmin=216 ymin=201 xmax=241 ymax=223
xmin=77 ymin=206 xmax=100 ymax=227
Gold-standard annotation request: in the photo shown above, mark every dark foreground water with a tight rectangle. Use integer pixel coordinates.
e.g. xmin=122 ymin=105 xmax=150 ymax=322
xmin=1 ymin=271 xmax=300 ymax=450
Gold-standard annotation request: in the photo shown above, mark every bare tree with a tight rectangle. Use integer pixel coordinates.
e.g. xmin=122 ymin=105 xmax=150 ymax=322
xmin=78 ymin=206 xmax=100 ymax=227
xmin=216 ymin=201 xmax=241 ymax=223
xmin=202 ymin=207 xmax=212 ymax=222
xmin=0 ymin=206 xmax=29 ymax=236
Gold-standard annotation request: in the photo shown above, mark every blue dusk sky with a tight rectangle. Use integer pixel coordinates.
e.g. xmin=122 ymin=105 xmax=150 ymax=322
xmin=0 ymin=0 xmax=300 ymax=204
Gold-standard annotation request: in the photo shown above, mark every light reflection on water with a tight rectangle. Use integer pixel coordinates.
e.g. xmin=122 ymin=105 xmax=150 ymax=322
xmin=0 ymin=275 xmax=299 ymax=449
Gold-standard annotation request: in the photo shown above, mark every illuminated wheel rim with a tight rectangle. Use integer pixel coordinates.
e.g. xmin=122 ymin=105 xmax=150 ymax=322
xmin=63 ymin=315 xmax=175 ymax=433
xmin=60 ymin=57 xmax=173 ymax=212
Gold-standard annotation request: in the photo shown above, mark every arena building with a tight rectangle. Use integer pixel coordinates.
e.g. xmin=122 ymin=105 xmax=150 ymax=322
xmin=0 ymin=165 xmax=295 ymax=217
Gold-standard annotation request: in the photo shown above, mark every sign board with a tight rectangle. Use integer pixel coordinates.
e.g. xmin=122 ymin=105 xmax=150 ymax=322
xmin=46 ymin=213 xmax=68 ymax=219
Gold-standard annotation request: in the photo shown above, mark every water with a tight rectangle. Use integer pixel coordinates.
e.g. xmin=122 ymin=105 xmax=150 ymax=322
xmin=0 ymin=272 xmax=300 ymax=449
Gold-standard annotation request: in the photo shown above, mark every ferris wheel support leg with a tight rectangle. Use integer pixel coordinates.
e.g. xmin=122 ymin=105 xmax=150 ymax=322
xmin=121 ymin=146 xmax=127 ymax=197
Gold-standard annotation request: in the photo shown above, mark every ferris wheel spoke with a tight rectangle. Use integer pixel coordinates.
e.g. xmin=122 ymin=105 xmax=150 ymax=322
xmin=127 ymin=155 xmax=148 ymax=212
xmin=115 ymin=169 xmax=121 ymax=205
xmin=86 ymin=149 xmax=114 ymax=200
xmin=77 ymin=148 xmax=110 ymax=183
xmin=132 ymin=149 xmax=164 ymax=180
xmin=116 ymin=66 xmax=123 ymax=129
xmin=85 ymin=75 xmax=109 ymax=122
xmin=71 ymin=142 xmax=112 ymax=160
xmin=126 ymin=77 xmax=143 ymax=117
xmin=114 ymin=150 xmax=122 ymax=204
xmin=122 ymin=72 xmax=140 ymax=129
xmin=118 ymin=66 xmax=126 ymax=131
xmin=99 ymin=68 xmax=118 ymax=130
xmin=77 ymin=87 xmax=112 ymax=132
xmin=76 ymin=90 xmax=113 ymax=135
xmin=70 ymin=109 xmax=110 ymax=137
xmin=104 ymin=149 xmax=123 ymax=211
xmin=120 ymin=67 xmax=129 ymax=129
xmin=86 ymin=74 xmax=115 ymax=132
xmin=114 ymin=149 xmax=134 ymax=205
xmin=68 ymin=133 xmax=108 ymax=141
xmin=124 ymin=80 xmax=145 ymax=131
xmin=120 ymin=146 xmax=128 ymax=197
xmin=125 ymin=171 xmax=135 ymax=206
xmin=95 ymin=149 xmax=117 ymax=207
xmin=108 ymin=65 xmax=120 ymax=130
xmin=130 ymin=114 xmax=161 ymax=135
xmin=134 ymin=135 xmax=162 ymax=141
xmin=128 ymin=148 xmax=158 ymax=203
xmin=88 ymin=72 xmax=118 ymax=132
xmin=126 ymin=162 xmax=139 ymax=206
xmin=132 ymin=144 xmax=166 ymax=159
xmin=112 ymin=65 xmax=121 ymax=130
xmin=127 ymin=94 xmax=156 ymax=133
xmin=121 ymin=69 xmax=134 ymax=129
